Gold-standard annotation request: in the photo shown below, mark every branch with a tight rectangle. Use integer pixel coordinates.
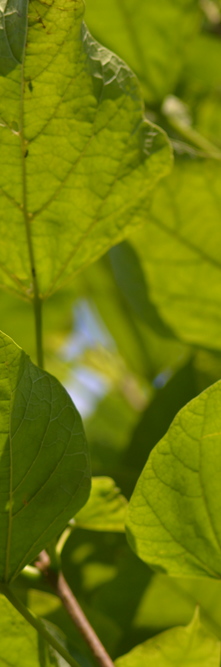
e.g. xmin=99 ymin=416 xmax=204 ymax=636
xmin=35 ymin=550 xmax=115 ymax=667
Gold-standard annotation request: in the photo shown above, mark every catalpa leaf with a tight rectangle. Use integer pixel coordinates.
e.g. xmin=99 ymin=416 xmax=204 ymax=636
xmin=0 ymin=330 xmax=90 ymax=583
xmin=0 ymin=594 xmax=78 ymax=666
xmin=0 ymin=0 xmax=171 ymax=300
xmin=74 ymin=476 xmax=127 ymax=532
xmin=115 ymin=610 xmax=220 ymax=667
xmin=126 ymin=380 xmax=221 ymax=578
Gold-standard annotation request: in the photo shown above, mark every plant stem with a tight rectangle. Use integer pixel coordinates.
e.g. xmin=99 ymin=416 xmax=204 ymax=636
xmin=36 ymin=550 xmax=115 ymax=667
xmin=0 ymin=583 xmax=80 ymax=667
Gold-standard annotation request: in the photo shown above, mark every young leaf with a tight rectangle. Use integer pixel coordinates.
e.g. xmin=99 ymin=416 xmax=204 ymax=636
xmin=0 ymin=593 xmax=78 ymax=666
xmin=0 ymin=330 xmax=90 ymax=583
xmin=0 ymin=0 xmax=171 ymax=300
xmin=115 ymin=610 xmax=220 ymax=667
xmin=74 ymin=477 xmax=127 ymax=532
xmin=126 ymin=380 xmax=221 ymax=578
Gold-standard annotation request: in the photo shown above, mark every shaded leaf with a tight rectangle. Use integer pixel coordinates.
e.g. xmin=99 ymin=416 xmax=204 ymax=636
xmin=0 ymin=330 xmax=90 ymax=583
xmin=74 ymin=477 xmax=127 ymax=532
xmin=126 ymin=380 xmax=221 ymax=578
xmin=115 ymin=610 xmax=220 ymax=667
xmin=0 ymin=0 xmax=171 ymax=300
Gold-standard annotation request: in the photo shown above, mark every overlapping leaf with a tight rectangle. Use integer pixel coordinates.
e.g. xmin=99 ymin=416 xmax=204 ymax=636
xmin=0 ymin=331 xmax=90 ymax=583
xmin=115 ymin=611 xmax=220 ymax=667
xmin=0 ymin=0 xmax=171 ymax=300
xmin=126 ymin=380 xmax=221 ymax=578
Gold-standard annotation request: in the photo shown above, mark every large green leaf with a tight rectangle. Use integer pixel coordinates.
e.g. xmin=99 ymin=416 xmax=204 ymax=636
xmin=126 ymin=380 xmax=221 ymax=578
xmin=131 ymin=157 xmax=221 ymax=351
xmin=84 ymin=0 xmax=199 ymax=105
xmin=0 ymin=330 xmax=90 ymax=583
xmin=0 ymin=593 xmax=77 ymax=666
xmin=0 ymin=0 xmax=171 ymax=301
xmin=115 ymin=611 xmax=220 ymax=667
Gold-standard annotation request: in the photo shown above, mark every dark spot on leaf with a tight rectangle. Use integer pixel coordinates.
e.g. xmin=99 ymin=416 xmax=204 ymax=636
xmin=28 ymin=80 xmax=33 ymax=92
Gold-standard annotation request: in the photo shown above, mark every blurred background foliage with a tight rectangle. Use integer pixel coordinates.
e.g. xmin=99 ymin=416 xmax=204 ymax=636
xmin=7 ymin=0 xmax=221 ymax=663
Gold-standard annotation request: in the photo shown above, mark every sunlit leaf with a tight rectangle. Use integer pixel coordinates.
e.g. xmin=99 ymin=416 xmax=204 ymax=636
xmin=127 ymin=380 xmax=221 ymax=578
xmin=0 ymin=0 xmax=171 ymax=300
xmin=0 ymin=331 xmax=90 ymax=583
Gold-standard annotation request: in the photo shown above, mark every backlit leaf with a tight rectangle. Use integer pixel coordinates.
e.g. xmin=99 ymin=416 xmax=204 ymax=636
xmin=0 ymin=0 xmax=171 ymax=300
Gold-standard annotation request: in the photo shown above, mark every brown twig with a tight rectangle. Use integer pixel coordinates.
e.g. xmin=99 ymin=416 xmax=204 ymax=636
xmin=35 ymin=550 xmax=115 ymax=667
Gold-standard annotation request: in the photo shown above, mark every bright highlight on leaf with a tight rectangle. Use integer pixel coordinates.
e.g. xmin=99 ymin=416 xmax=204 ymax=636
xmin=126 ymin=380 xmax=221 ymax=578
xmin=0 ymin=331 xmax=90 ymax=583
xmin=74 ymin=476 xmax=127 ymax=532
xmin=115 ymin=610 xmax=220 ymax=667
xmin=0 ymin=0 xmax=171 ymax=300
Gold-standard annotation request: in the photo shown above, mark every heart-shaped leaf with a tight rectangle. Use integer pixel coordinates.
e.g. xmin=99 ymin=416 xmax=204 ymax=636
xmin=0 ymin=0 xmax=171 ymax=300
xmin=0 ymin=330 xmax=90 ymax=583
xmin=127 ymin=380 xmax=221 ymax=578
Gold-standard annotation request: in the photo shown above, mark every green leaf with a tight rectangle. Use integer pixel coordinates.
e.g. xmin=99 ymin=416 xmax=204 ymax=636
xmin=0 ymin=0 xmax=28 ymax=76
xmin=0 ymin=593 xmax=75 ymax=666
xmin=115 ymin=610 xmax=220 ymax=667
xmin=74 ymin=477 xmax=127 ymax=532
xmin=126 ymin=380 xmax=221 ymax=578
xmin=131 ymin=157 xmax=221 ymax=351
xmin=0 ymin=330 xmax=90 ymax=583
xmin=0 ymin=0 xmax=171 ymax=301
xmin=84 ymin=0 xmax=199 ymax=105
